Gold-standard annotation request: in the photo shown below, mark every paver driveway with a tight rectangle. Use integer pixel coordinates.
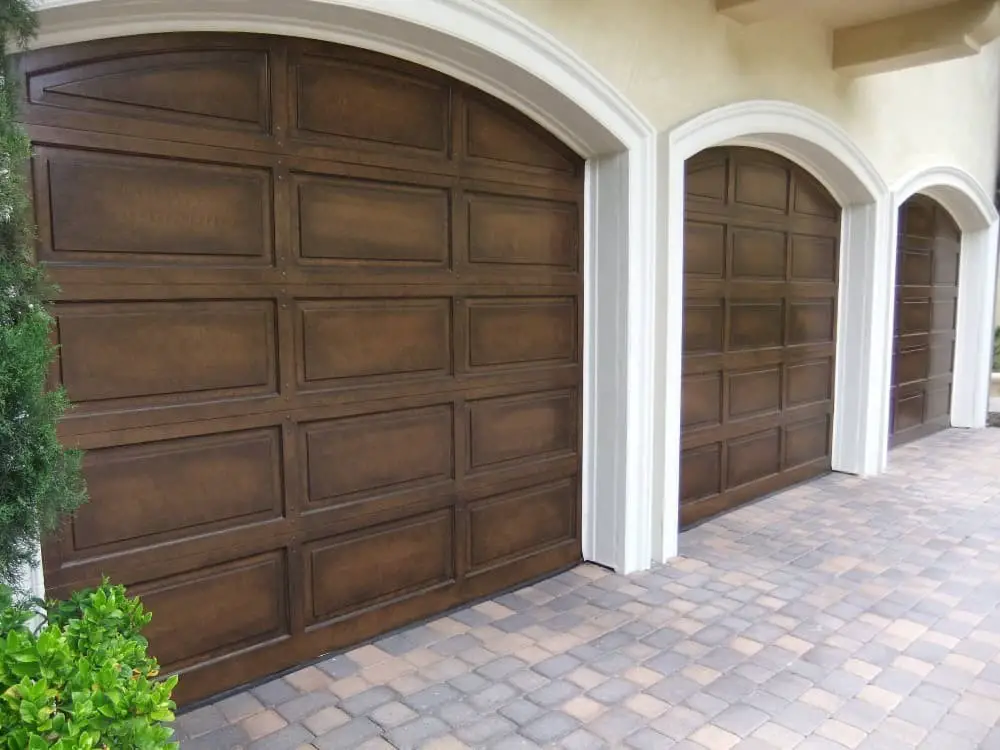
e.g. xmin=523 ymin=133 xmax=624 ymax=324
xmin=174 ymin=428 xmax=1000 ymax=749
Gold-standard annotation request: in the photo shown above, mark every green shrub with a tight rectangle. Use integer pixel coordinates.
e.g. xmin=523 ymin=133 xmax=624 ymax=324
xmin=0 ymin=580 xmax=178 ymax=749
xmin=994 ymin=326 xmax=1000 ymax=371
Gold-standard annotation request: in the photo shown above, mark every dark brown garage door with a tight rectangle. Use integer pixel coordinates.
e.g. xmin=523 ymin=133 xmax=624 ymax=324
xmin=889 ymin=195 xmax=960 ymax=447
xmin=680 ymin=147 xmax=840 ymax=527
xmin=19 ymin=34 xmax=583 ymax=705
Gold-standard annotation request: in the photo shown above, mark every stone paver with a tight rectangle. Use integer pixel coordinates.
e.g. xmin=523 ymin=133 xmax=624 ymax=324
xmin=177 ymin=429 xmax=1000 ymax=748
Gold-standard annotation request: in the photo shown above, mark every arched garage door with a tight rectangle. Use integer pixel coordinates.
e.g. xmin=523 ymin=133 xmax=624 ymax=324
xmin=681 ymin=147 xmax=841 ymax=527
xmin=20 ymin=34 xmax=584 ymax=705
xmin=889 ymin=195 xmax=960 ymax=446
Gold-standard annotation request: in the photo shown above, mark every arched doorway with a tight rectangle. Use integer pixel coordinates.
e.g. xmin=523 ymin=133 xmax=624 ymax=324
xmin=22 ymin=33 xmax=586 ymax=704
xmin=889 ymin=195 xmax=961 ymax=446
xmin=680 ymin=146 xmax=841 ymax=526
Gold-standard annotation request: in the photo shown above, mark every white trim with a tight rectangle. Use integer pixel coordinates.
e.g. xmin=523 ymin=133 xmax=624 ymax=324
xmin=891 ymin=166 xmax=1000 ymax=433
xmin=29 ymin=0 xmax=662 ymax=575
xmin=655 ymin=100 xmax=893 ymax=563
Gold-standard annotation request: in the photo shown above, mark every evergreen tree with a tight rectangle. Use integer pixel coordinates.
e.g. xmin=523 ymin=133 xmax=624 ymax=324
xmin=0 ymin=0 xmax=87 ymax=593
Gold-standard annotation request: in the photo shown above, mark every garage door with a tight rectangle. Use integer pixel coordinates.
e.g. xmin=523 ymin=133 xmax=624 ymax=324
xmin=889 ymin=195 xmax=960 ymax=447
xmin=20 ymin=34 xmax=583 ymax=705
xmin=680 ymin=147 xmax=840 ymax=527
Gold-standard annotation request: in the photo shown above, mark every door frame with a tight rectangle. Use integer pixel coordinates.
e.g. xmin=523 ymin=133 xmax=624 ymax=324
xmin=889 ymin=167 xmax=1000 ymax=441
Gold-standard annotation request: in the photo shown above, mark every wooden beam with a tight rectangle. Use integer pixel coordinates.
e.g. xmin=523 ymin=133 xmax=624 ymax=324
xmin=834 ymin=0 xmax=1000 ymax=75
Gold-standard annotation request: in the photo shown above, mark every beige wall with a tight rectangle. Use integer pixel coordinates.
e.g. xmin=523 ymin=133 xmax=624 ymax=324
xmin=500 ymin=0 xmax=1000 ymax=194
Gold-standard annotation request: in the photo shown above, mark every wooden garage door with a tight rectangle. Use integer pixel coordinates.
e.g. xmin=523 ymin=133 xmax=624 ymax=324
xmin=680 ymin=147 xmax=840 ymax=527
xmin=19 ymin=34 xmax=583 ymax=705
xmin=889 ymin=195 xmax=960 ymax=447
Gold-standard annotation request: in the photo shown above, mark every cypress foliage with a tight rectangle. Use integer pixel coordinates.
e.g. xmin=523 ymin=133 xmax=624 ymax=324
xmin=0 ymin=0 xmax=87 ymax=593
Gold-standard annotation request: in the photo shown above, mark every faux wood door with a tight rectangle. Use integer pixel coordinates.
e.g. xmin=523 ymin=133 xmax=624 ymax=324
xmin=889 ymin=195 xmax=960 ymax=447
xmin=680 ymin=147 xmax=840 ymax=527
xmin=18 ymin=34 xmax=584 ymax=705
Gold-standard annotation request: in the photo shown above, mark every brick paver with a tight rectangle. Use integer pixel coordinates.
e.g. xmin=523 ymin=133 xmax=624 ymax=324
xmin=175 ymin=428 xmax=1000 ymax=748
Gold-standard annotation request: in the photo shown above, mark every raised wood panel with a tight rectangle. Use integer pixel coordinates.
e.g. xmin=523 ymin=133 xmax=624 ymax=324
xmin=41 ymin=148 xmax=271 ymax=265
xmin=729 ymin=367 xmax=781 ymax=420
xmin=890 ymin=195 xmax=959 ymax=446
xmin=733 ymin=161 xmax=788 ymax=212
xmin=466 ymin=298 xmax=576 ymax=369
xmin=682 ymin=372 xmax=722 ymax=429
xmin=27 ymin=49 xmax=270 ymax=132
xmin=464 ymin=97 xmax=576 ymax=174
xmin=791 ymin=235 xmax=838 ymax=281
xmin=302 ymin=405 xmax=453 ymax=506
xmin=731 ymin=228 xmax=786 ymax=279
xmin=680 ymin=444 xmax=722 ymax=504
xmin=730 ymin=301 xmax=784 ymax=350
xmin=467 ymin=193 xmax=578 ymax=270
xmin=785 ymin=417 xmax=830 ymax=468
xmin=136 ymin=551 xmax=289 ymax=672
xmin=788 ymin=300 xmax=835 ymax=345
xmin=27 ymin=34 xmax=584 ymax=707
xmin=682 ymin=147 xmax=839 ymax=526
xmin=468 ymin=389 xmax=577 ymax=471
xmin=305 ymin=510 xmax=453 ymax=624
xmin=298 ymin=299 xmax=451 ymax=385
xmin=684 ymin=302 xmax=725 ymax=354
xmin=727 ymin=429 xmax=780 ymax=487
xmin=468 ymin=479 xmax=576 ymax=570
xmin=787 ymin=360 xmax=832 ymax=407
xmin=55 ymin=300 xmax=276 ymax=407
xmin=684 ymin=221 xmax=726 ymax=277
xmin=72 ymin=429 xmax=282 ymax=555
xmin=292 ymin=54 xmax=449 ymax=153
xmin=295 ymin=174 xmax=449 ymax=266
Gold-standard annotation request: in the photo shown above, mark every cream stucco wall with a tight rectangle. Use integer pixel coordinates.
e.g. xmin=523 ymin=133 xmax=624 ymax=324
xmin=500 ymin=0 xmax=1000 ymax=194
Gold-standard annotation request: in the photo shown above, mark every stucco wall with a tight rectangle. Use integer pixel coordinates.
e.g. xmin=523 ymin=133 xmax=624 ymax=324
xmin=499 ymin=0 xmax=1000 ymax=194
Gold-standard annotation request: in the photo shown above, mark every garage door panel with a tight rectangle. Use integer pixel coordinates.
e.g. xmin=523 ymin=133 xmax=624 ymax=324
xmin=463 ymin=95 xmax=578 ymax=176
xmin=24 ymin=45 xmax=271 ymax=136
xmin=466 ymin=192 xmax=579 ymax=271
xmin=682 ymin=372 xmax=723 ymax=429
xmin=790 ymin=234 xmax=838 ymax=281
xmin=932 ymin=298 xmax=958 ymax=331
xmin=55 ymin=300 xmax=277 ymax=408
xmin=135 ymin=550 xmax=290 ymax=673
xmin=39 ymin=147 xmax=272 ymax=266
xmin=296 ymin=298 xmax=452 ymax=387
xmin=894 ymin=346 xmax=930 ymax=385
xmin=684 ymin=220 xmax=727 ymax=277
xmin=726 ymin=429 xmax=781 ymax=488
xmin=729 ymin=300 xmax=784 ymax=350
xmin=465 ymin=297 xmax=577 ymax=370
xmin=788 ymin=299 xmax=835 ymax=345
xmin=784 ymin=416 xmax=831 ymax=468
xmin=728 ymin=367 xmax=781 ymax=421
xmin=70 ymin=428 xmax=283 ymax=556
xmin=468 ymin=479 xmax=577 ymax=572
xmin=303 ymin=510 xmax=455 ymax=626
xmin=294 ymin=173 xmax=450 ymax=267
xmin=300 ymin=404 xmax=455 ymax=508
xmin=731 ymin=227 xmax=786 ymax=279
xmin=786 ymin=359 xmax=833 ymax=407
xmin=900 ymin=249 xmax=933 ymax=286
xmin=467 ymin=389 xmax=578 ymax=473
xmin=682 ymin=147 xmax=838 ymax=527
xmin=290 ymin=53 xmax=450 ymax=155
xmin=934 ymin=249 xmax=960 ymax=285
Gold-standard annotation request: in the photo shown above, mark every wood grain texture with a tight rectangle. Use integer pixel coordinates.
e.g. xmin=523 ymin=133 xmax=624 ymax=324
xmin=18 ymin=33 xmax=583 ymax=706
xmin=681 ymin=147 xmax=840 ymax=527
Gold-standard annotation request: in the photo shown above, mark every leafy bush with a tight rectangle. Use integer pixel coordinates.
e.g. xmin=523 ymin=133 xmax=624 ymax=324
xmin=0 ymin=580 xmax=178 ymax=749
xmin=994 ymin=326 xmax=1000 ymax=371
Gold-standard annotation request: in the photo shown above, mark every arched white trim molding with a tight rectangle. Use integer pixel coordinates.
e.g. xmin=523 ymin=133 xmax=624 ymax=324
xmin=890 ymin=166 xmax=1000 ymax=436
xmin=655 ymin=100 xmax=894 ymax=563
xmin=28 ymin=0 xmax=663 ymax=576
